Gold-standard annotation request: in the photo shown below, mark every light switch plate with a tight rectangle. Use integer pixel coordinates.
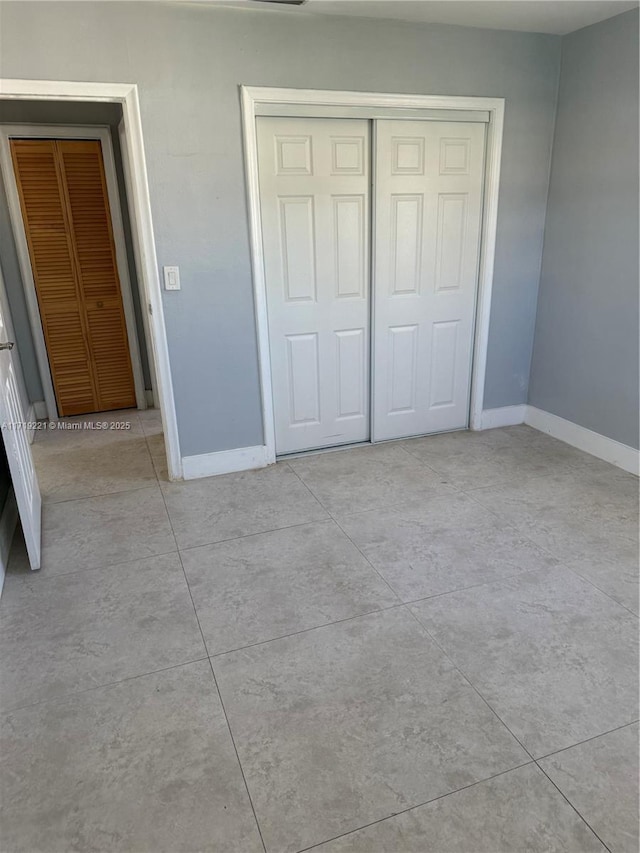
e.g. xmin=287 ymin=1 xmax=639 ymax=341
xmin=163 ymin=265 xmax=181 ymax=291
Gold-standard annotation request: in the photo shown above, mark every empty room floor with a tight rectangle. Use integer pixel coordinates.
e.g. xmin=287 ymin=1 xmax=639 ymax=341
xmin=0 ymin=412 xmax=638 ymax=852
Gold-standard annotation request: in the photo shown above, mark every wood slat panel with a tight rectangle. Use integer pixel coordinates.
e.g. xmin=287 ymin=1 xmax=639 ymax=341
xmin=10 ymin=138 xmax=136 ymax=415
xmin=10 ymin=139 xmax=96 ymax=415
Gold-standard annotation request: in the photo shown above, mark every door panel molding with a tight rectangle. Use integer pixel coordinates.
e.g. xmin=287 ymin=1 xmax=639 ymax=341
xmin=258 ymin=116 xmax=370 ymax=455
xmin=242 ymin=86 xmax=505 ymax=464
xmin=0 ymin=80 xmax=181 ymax=480
xmin=1 ymin=125 xmax=145 ymax=418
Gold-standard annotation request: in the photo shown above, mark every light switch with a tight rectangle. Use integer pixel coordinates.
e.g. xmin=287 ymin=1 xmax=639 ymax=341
xmin=163 ymin=265 xmax=181 ymax=291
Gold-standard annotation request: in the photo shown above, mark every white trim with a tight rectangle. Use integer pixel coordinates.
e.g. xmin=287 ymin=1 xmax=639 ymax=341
xmin=182 ymin=445 xmax=269 ymax=480
xmin=478 ymin=405 xmax=526 ymax=430
xmin=25 ymin=401 xmax=48 ymax=443
xmin=0 ymin=124 xmax=147 ymax=417
xmin=0 ymin=488 xmax=18 ymax=599
xmin=241 ymin=86 xmax=505 ymax=462
xmin=0 ymin=80 xmax=181 ymax=479
xmin=525 ymin=406 xmax=639 ymax=476
xmin=32 ymin=400 xmax=47 ymax=420
xmin=118 ymin=116 xmax=158 ymax=402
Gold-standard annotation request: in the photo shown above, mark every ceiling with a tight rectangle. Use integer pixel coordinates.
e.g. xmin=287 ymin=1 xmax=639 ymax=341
xmin=213 ymin=0 xmax=639 ymax=35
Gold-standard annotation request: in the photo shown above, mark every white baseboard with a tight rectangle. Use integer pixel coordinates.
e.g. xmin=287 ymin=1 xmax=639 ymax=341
xmin=26 ymin=401 xmax=47 ymax=444
xmin=32 ymin=400 xmax=47 ymax=419
xmin=525 ymin=406 xmax=639 ymax=476
xmin=478 ymin=405 xmax=527 ymax=430
xmin=0 ymin=488 xmax=18 ymax=599
xmin=181 ymin=444 xmax=270 ymax=480
xmin=180 ymin=409 xmax=638 ymax=479
xmin=144 ymin=389 xmax=155 ymax=407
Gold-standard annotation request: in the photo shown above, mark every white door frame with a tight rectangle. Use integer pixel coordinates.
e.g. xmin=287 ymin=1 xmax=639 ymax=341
xmin=0 ymin=123 xmax=148 ymax=420
xmin=0 ymin=80 xmax=181 ymax=480
xmin=241 ymin=86 xmax=505 ymax=463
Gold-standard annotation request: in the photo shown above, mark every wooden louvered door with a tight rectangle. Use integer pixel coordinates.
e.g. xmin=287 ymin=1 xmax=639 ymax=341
xmin=10 ymin=138 xmax=136 ymax=416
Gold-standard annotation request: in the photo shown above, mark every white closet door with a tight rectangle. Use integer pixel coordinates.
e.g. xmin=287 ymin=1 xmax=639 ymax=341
xmin=258 ymin=117 xmax=370 ymax=455
xmin=373 ymin=120 xmax=486 ymax=441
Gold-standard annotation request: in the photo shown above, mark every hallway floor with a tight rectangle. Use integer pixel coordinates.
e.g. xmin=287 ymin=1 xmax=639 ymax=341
xmin=0 ymin=413 xmax=638 ymax=852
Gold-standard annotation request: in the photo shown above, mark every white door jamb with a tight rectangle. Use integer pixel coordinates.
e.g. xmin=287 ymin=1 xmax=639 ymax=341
xmin=0 ymin=123 xmax=148 ymax=418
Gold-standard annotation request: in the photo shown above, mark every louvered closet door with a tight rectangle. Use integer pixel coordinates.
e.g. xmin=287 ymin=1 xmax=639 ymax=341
xmin=10 ymin=139 xmax=136 ymax=416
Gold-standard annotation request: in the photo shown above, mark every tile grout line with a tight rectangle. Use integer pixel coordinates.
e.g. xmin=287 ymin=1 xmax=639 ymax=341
xmin=462 ymin=488 xmax=640 ymax=619
xmin=404 ymin=605 xmax=616 ymax=852
xmin=1 ymin=546 xmax=180 ymax=588
xmin=294 ymin=759 xmax=536 ymax=853
xmin=207 ymin=661 xmax=268 ymax=853
xmin=534 ymin=719 xmax=640 ymax=762
xmin=208 ymin=601 xmax=407 ymax=660
xmin=1 ymin=656 xmax=211 ymax=716
xmin=285 ymin=461 xmax=407 ymax=605
xmin=405 ymin=601 xmax=537 ymax=761
xmin=533 ymin=762 xmax=613 ymax=853
xmin=561 ymin=564 xmax=640 ymax=619
xmin=156 ymin=476 xmax=268 ymax=853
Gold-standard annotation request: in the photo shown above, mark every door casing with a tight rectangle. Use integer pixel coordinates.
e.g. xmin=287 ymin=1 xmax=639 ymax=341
xmin=242 ymin=86 xmax=505 ymax=462
xmin=1 ymin=124 xmax=147 ymax=420
xmin=0 ymin=79 xmax=182 ymax=481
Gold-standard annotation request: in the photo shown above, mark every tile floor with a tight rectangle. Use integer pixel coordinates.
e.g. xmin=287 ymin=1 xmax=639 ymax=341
xmin=0 ymin=412 xmax=638 ymax=852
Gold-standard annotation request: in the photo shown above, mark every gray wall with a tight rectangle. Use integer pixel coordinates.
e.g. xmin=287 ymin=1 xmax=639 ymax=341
xmin=0 ymin=2 xmax=561 ymax=456
xmin=0 ymin=99 xmax=152 ymax=407
xmin=529 ymin=8 xmax=639 ymax=449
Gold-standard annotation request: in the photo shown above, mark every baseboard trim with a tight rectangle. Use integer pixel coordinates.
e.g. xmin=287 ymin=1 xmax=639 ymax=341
xmin=478 ymin=405 xmax=526 ymax=430
xmin=181 ymin=444 xmax=270 ymax=480
xmin=0 ymin=488 xmax=18 ymax=599
xmin=525 ymin=406 xmax=639 ymax=476
xmin=26 ymin=401 xmax=47 ymax=443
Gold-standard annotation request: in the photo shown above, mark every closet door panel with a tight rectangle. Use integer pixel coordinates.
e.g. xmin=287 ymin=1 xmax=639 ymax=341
xmin=11 ymin=138 xmax=136 ymax=416
xmin=10 ymin=139 xmax=96 ymax=415
xmin=258 ymin=117 xmax=370 ymax=454
xmin=58 ymin=140 xmax=136 ymax=411
xmin=373 ymin=120 xmax=486 ymax=441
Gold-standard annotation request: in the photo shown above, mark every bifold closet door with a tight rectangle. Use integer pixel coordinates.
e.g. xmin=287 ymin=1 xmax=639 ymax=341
xmin=10 ymin=138 xmax=136 ymax=416
xmin=258 ymin=117 xmax=370 ymax=454
xmin=373 ymin=120 xmax=486 ymax=441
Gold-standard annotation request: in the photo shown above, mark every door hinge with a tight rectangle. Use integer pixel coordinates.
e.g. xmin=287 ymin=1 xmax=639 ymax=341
xmin=148 ymin=302 xmax=153 ymax=316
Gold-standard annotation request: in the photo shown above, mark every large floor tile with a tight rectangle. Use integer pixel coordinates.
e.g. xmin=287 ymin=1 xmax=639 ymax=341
xmin=471 ymin=467 xmax=638 ymax=577
xmin=41 ymin=486 xmax=176 ymax=575
xmin=339 ymin=493 xmax=558 ymax=602
xmin=214 ymin=607 xmax=527 ymax=853
xmin=138 ymin=407 xmax=163 ymax=437
xmin=33 ymin=436 xmax=157 ymax=502
xmin=539 ymin=723 xmax=639 ymax=853
xmin=0 ymin=553 xmax=205 ymax=711
xmin=565 ymin=554 xmax=639 ymax=615
xmin=289 ymin=444 xmax=453 ymax=517
xmin=314 ymin=764 xmax=603 ymax=853
xmin=146 ymin=433 xmax=169 ymax=481
xmin=402 ymin=426 xmax=585 ymax=489
xmin=161 ymin=462 xmax=328 ymax=549
xmin=0 ymin=661 xmax=263 ymax=853
xmin=412 ymin=567 xmax=639 ymax=757
xmin=183 ymin=520 xmax=397 ymax=654
xmin=472 ymin=467 xmax=638 ymax=541
xmin=34 ymin=410 xmax=143 ymax=449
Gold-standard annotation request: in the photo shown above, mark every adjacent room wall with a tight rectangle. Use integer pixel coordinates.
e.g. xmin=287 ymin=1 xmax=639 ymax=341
xmin=0 ymin=2 xmax=561 ymax=456
xmin=529 ymin=8 xmax=639 ymax=449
